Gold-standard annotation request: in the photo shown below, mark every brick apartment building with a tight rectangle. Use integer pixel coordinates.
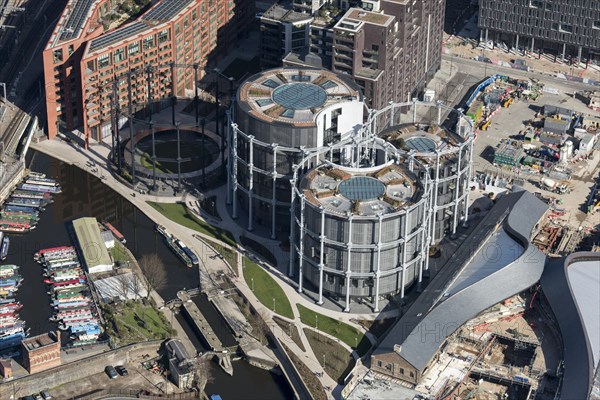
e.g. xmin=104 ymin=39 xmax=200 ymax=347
xmin=261 ymin=0 xmax=446 ymax=109
xmin=21 ymin=332 xmax=61 ymax=374
xmin=478 ymin=0 xmax=600 ymax=62
xmin=43 ymin=0 xmax=254 ymax=146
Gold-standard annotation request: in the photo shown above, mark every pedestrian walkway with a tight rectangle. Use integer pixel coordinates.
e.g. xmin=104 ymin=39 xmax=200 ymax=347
xmin=30 ymin=131 xmax=386 ymax=398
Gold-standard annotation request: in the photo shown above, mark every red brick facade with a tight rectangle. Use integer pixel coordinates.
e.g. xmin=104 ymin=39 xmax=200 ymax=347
xmin=21 ymin=332 xmax=61 ymax=374
xmin=43 ymin=0 xmax=254 ymax=145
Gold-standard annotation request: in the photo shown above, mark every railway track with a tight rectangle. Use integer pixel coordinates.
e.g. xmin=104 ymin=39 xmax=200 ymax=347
xmin=1 ymin=107 xmax=28 ymax=155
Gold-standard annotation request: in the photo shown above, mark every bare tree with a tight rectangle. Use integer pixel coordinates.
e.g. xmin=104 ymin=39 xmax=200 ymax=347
xmin=192 ymin=354 xmax=214 ymax=394
xmin=249 ymin=308 xmax=271 ymax=345
xmin=131 ymin=272 xmax=144 ymax=300
xmin=138 ymin=253 xmax=167 ymax=298
xmin=116 ymin=273 xmax=130 ymax=300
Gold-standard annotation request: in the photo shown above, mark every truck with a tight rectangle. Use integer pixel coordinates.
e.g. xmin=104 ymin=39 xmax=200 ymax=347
xmin=541 ymin=178 xmax=570 ymax=194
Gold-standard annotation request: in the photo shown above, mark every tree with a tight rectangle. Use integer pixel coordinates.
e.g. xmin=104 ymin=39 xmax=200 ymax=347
xmin=131 ymin=272 xmax=144 ymax=300
xmin=138 ymin=253 xmax=167 ymax=298
xmin=192 ymin=354 xmax=215 ymax=394
xmin=248 ymin=308 xmax=271 ymax=345
xmin=116 ymin=273 xmax=130 ymax=300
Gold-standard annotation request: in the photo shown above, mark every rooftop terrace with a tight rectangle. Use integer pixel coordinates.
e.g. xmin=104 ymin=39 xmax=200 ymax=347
xmin=302 ymin=163 xmax=417 ymax=216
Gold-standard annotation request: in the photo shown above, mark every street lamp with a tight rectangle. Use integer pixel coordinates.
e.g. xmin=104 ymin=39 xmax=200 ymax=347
xmin=354 ymin=337 xmax=357 ymax=349
xmin=251 ymin=277 xmax=254 ymax=292
xmin=272 ymin=297 xmax=276 ymax=313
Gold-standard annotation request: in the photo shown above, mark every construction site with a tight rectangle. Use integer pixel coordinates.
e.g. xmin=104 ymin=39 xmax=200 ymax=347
xmin=417 ymin=293 xmax=560 ymax=400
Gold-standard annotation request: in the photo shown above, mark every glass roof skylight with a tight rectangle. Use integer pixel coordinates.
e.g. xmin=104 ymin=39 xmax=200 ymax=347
xmin=338 ymin=177 xmax=386 ymax=201
xmin=272 ymin=83 xmax=327 ymax=110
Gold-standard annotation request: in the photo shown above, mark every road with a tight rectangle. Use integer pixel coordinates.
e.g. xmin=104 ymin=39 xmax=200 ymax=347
xmin=443 ymin=54 xmax=599 ymax=92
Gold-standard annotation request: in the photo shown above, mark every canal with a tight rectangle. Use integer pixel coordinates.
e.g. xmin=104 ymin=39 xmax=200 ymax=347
xmin=5 ymin=151 xmax=291 ymax=399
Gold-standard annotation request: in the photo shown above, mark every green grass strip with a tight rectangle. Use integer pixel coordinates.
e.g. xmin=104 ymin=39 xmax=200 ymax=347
xmin=243 ymin=257 xmax=293 ymax=319
xmin=147 ymin=201 xmax=236 ymax=247
xmin=297 ymin=303 xmax=370 ymax=356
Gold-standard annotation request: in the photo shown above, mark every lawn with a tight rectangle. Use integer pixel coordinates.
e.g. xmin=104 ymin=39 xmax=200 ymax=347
xmin=147 ymin=201 xmax=236 ymax=247
xmin=273 ymin=316 xmax=305 ymax=352
xmin=110 ymin=241 xmax=131 ymax=264
xmin=297 ymin=304 xmax=371 ymax=356
xmin=282 ymin=343 xmax=327 ymax=400
xmin=240 ymin=236 xmax=277 ymax=267
xmin=303 ymin=328 xmax=356 ymax=384
xmin=102 ymin=301 xmax=174 ymax=347
xmin=205 ymin=238 xmax=238 ymax=276
xmin=243 ymin=257 xmax=293 ymax=319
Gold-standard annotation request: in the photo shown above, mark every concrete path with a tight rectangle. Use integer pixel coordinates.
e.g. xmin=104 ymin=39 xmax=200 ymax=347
xmin=30 ymin=135 xmax=382 ymax=398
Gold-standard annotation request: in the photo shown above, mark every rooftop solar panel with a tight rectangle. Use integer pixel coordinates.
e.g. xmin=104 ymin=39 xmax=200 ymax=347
xmin=60 ymin=0 xmax=95 ymax=41
xmin=89 ymin=21 xmax=149 ymax=52
xmin=143 ymin=0 xmax=194 ymax=22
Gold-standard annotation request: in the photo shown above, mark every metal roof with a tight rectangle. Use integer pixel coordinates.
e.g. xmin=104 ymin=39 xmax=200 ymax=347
xmin=373 ymin=191 xmax=548 ymax=372
xmin=541 ymin=252 xmax=600 ymax=400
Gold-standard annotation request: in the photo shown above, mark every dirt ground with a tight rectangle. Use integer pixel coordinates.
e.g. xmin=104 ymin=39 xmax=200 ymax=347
xmin=46 ymin=363 xmax=181 ymax=399
xmin=469 ymin=91 xmax=600 ymax=229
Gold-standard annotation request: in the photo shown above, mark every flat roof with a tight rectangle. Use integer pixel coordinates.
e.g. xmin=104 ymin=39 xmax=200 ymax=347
xmin=72 ymin=217 xmax=112 ymax=269
xmin=345 ymin=8 xmax=394 ymax=26
xmin=238 ymin=67 xmax=362 ymax=125
xmin=86 ymin=0 xmax=196 ymax=55
xmin=23 ymin=332 xmax=58 ymax=351
xmin=302 ymin=163 xmax=418 ymax=216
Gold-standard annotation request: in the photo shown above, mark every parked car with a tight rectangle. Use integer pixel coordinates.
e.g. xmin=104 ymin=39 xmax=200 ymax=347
xmin=105 ymin=365 xmax=118 ymax=379
xmin=116 ymin=365 xmax=129 ymax=376
xmin=40 ymin=391 xmax=52 ymax=400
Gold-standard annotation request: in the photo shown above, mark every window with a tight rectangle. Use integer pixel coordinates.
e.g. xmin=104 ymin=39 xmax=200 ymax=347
xmin=128 ymin=41 xmax=140 ymax=56
xmin=400 ymin=368 xmax=405 ymax=375
xmin=68 ymin=45 xmax=74 ymax=56
xmin=529 ymin=0 xmax=543 ymax=8
xmin=594 ymin=21 xmax=600 ymax=30
xmin=53 ymin=49 xmax=63 ymax=63
xmin=410 ymin=371 xmax=414 ymax=378
xmin=327 ymin=274 xmax=334 ymax=284
xmin=98 ymin=54 xmax=110 ymax=69
xmin=144 ymin=35 xmax=155 ymax=50
xmin=560 ymin=24 xmax=573 ymax=33
xmin=351 ymin=279 xmax=358 ymax=288
xmin=385 ymin=363 xmax=393 ymax=372
xmin=376 ymin=360 xmax=382 ymax=368
xmin=113 ymin=48 xmax=125 ymax=63
xmin=158 ymin=29 xmax=169 ymax=44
